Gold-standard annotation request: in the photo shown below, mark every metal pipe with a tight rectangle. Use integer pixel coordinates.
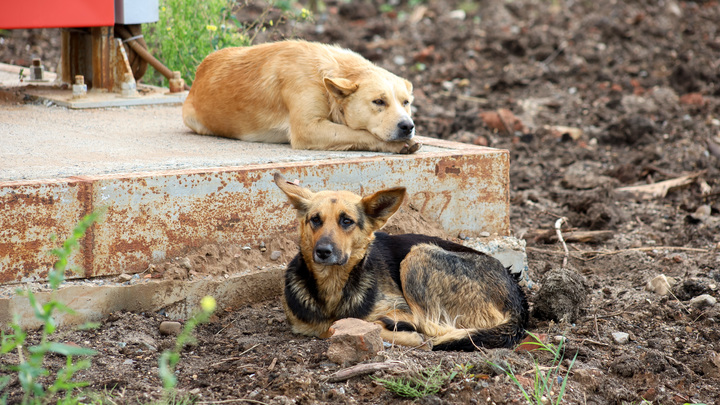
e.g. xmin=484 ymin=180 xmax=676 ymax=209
xmin=115 ymin=25 xmax=190 ymax=91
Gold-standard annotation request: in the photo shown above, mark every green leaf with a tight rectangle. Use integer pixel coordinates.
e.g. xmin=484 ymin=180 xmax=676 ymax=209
xmin=38 ymin=342 xmax=97 ymax=357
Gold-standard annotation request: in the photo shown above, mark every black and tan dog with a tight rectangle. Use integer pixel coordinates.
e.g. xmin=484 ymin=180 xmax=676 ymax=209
xmin=274 ymin=173 xmax=528 ymax=350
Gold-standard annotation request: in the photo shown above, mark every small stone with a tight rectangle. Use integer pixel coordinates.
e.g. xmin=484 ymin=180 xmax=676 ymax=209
xmin=118 ymin=273 xmax=133 ymax=282
xmin=123 ymin=359 xmax=134 ymax=365
xmin=259 ymin=242 xmax=267 ymax=252
xmin=448 ymin=9 xmax=466 ymax=20
xmin=326 ymin=318 xmax=383 ymax=366
xmin=612 ymin=331 xmax=630 ymax=345
xmin=179 ymin=257 xmax=192 ymax=270
xmin=270 ymin=251 xmax=282 ymax=261
xmin=689 ymin=294 xmax=717 ymax=309
xmin=645 ymin=274 xmax=675 ymax=296
xmin=242 ymin=246 xmax=251 ymax=251
xmin=479 ymin=231 xmax=491 ymax=237
xmin=159 ymin=321 xmax=183 ymax=336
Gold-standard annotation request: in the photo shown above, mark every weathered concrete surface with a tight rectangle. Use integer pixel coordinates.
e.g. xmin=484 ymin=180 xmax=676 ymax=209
xmin=0 ymin=99 xmax=517 ymax=328
xmin=0 ymin=267 xmax=284 ymax=329
xmin=1 ymin=102 xmax=510 ymax=283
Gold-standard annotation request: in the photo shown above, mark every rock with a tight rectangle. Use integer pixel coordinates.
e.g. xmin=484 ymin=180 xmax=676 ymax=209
xmin=159 ymin=321 xmax=183 ymax=336
xmin=270 ymin=251 xmax=282 ymax=261
xmin=532 ymin=268 xmax=589 ymax=323
xmin=689 ymin=294 xmax=717 ymax=309
xmin=612 ymin=332 xmax=630 ymax=345
xmin=179 ymin=257 xmax=192 ymax=270
xmin=326 ymin=318 xmax=383 ymax=366
xmin=562 ymin=161 xmax=617 ymax=190
xmin=645 ymin=274 xmax=675 ymax=295
xmin=117 ymin=273 xmax=133 ymax=282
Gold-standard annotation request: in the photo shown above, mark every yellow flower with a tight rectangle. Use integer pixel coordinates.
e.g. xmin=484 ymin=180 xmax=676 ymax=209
xmin=200 ymin=296 xmax=216 ymax=313
xmin=206 ymin=24 xmax=218 ymax=32
xmin=166 ymin=26 xmax=171 ymax=31
xmin=161 ymin=6 xmax=166 ymax=12
xmin=301 ymin=8 xmax=310 ymax=19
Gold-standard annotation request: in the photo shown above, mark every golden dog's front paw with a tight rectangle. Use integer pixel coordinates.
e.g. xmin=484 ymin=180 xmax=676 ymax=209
xmin=395 ymin=140 xmax=421 ymax=154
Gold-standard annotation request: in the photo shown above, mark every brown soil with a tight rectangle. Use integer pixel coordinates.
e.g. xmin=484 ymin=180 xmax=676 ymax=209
xmin=2 ymin=0 xmax=720 ymax=403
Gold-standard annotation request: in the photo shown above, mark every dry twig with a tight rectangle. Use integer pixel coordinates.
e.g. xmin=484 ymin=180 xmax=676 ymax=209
xmin=327 ymin=361 xmax=405 ymax=383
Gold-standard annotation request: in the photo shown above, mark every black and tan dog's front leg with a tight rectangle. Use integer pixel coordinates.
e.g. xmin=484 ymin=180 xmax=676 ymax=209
xmin=372 ymin=309 xmax=432 ymax=350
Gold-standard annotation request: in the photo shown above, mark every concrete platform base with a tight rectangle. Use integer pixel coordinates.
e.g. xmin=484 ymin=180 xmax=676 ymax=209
xmin=0 ymin=97 xmax=520 ymax=329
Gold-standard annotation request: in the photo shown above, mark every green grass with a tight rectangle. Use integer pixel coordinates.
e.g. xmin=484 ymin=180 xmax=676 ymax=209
xmin=373 ymin=363 xmax=457 ymax=399
xmin=488 ymin=332 xmax=577 ymax=405
xmin=143 ymin=0 xmax=311 ymax=87
xmin=1 ymin=209 xmax=104 ymax=405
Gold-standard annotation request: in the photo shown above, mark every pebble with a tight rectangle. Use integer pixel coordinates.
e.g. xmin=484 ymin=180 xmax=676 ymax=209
xmin=479 ymin=231 xmax=491 ymax=237
xmin=123 ymin=359 xmax=134 ymax=365
xmin=270 ymin=251 xmax=282 ymax=261
xmin=159 ymin=321 xmax=183 ymax=336
xmin=689 ymin=294 xmax=717 ymax=309
xmin=448 ymin=9 xmax=466 ymax=20
xmin=179 ymin=257 xmax=192 ymax=270
xmin=612 ymin=332 xmax=630 ymax=345
xmin=645 ymin=274 xmax=675 ymax=296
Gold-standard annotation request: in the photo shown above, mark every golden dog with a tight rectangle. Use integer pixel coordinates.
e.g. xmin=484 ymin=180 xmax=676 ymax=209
xmin=274 ymin=173 xmax=529 ymax=350
xmin=183 ymin=40 xmax=420 ymax=154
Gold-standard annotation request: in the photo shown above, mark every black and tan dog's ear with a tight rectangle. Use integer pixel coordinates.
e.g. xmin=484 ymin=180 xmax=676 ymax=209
xmin=361 ymin=187 xmax=406 ymax=228
xmin=324 ymin=77 xmax=359 ymax=99
xmin=274 ymin=173 xmax=314 ymax=215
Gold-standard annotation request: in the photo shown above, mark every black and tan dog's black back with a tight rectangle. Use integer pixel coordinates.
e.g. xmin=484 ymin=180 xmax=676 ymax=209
xmin=274 ymin=173 xmax=528 ymax=350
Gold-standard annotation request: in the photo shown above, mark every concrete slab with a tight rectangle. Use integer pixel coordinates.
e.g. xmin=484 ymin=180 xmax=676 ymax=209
xmin=0 ymin=103 xmax=511 ymax=285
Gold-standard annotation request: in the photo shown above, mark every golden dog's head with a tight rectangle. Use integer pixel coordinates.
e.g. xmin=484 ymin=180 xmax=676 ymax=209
xmin=324 ymin=72 xmax=415 ymax=143
xmin=274 ymin=173 xmax=405 ymax=270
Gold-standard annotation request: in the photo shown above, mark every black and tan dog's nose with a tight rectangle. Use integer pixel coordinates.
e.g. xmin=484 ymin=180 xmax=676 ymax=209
xmin=314 ymin=243 xmax=334 ymax=261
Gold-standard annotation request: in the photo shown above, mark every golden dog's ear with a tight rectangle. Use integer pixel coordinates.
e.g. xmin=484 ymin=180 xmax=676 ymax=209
xmin=324 ymin=77 xmax=359 ymax=99
xmin=274 ymin=173 xmax=314 ymax=215
xmin=404 ymin=79 xmax=413 ymax=93
xmin=361 ymin=187 xmax=406 ymax=228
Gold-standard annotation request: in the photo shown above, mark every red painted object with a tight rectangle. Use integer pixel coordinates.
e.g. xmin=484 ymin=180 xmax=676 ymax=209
xmin=0 ymin=0 xmax=114 ymax=29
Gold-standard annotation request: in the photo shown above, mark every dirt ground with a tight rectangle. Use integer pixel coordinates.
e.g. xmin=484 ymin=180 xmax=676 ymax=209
xmin=2 ymin=0 xmax=720 ymax=403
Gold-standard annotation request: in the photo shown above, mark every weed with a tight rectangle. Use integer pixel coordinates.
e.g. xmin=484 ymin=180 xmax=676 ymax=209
xmin=488 ymin=332 xmax=577 ymax=405
xmin=144 ymin=0 xmax=312 ymax=87
xmin=0 ymin=209 xmax=104 ymax=405
xmin=157 ymin=296 xmax=217 ymax=403
xmin=373 ymin=363 xmax=457 ymax=399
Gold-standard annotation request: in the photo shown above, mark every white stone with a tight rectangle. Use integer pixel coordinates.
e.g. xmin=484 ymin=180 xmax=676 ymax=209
xmin=612 ymin=332 xmax=629 ymax=345
xmin=689 ymin=294 xmax=717 ymax=309
xmin=645 ymin=274 xmax=675 ymax=295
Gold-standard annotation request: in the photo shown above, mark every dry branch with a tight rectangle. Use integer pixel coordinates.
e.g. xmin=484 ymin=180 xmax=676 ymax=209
xmin=327 ymin=361 xmax=405 ymax=383
xmin=614 ymin=171 xmax=706 ymax=200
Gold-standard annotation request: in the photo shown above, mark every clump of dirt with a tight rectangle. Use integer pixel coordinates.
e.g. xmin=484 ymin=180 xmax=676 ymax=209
xmin=531 ymin=267 xmax=589 ymax=323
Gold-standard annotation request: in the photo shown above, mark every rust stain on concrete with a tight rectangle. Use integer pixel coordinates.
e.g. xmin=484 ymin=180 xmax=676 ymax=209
xmin=1 ymin=142 xmax=510 ymax=283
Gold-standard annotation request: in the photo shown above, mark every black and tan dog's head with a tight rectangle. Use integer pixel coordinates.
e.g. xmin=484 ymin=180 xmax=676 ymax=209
xmin=274 ymin=173 xmax=405 ymax=270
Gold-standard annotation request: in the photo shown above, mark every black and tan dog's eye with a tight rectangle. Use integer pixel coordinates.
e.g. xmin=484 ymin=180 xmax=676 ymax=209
xmin=309 ymin=214 xmax=322 ymax=227
xmin=402 ymin=100 xmax=410 ymax=106
xmin=372 ymin=99 xmax=385 ymax=106
xmin=340 ymin=216 xmax=355 ymax=228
